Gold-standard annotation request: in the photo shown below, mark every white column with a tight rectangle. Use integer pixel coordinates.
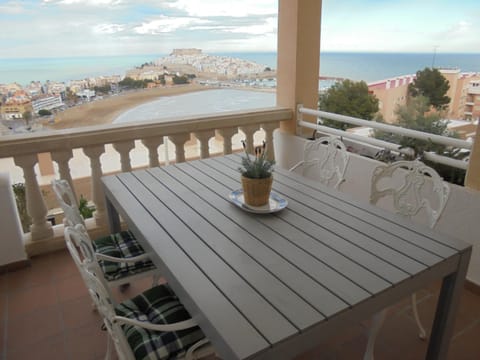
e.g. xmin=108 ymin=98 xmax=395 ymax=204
xmin=14 ymin=154 xmax=53 ymax=240
xmin=113 ymin=140 xmax=135 ymax=172
xmin=169 ymin=134 xmax=190 ymax=163
xmin=51 ymin=149 xmax=74 ymax=191
xmin=217 ymin=127 xmax=237 ymax=155
xmin=193 ymin=130 xmax=215 ymax=159
xmin=239 ymin=125 xmax=259 ymax=154
xmin=83 ymin=145 xmax=106 ymax=226
xmin=142 ymin=137 xmax=164 ymax=167
xmin=262 ymin=122 xmax=280 ymax=161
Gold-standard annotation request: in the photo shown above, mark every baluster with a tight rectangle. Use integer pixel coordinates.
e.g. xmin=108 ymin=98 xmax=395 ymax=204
xmin=141 ymin=137 xmax=164 ymax=167
xmin=262 ymin=122 xmax=279 ymax=161
xmin=169 ymin=134 xmax=190 ymax=163
xmin=193 ymin=130 xmax=215 ymax=159
xmin=239 ymin=125 xmax=258 ymax=154
xmin=113 ymin=140 xmax=135 ymax=172
xmin=14 ymin=154 xmax=53 ymax=240
xmin=83 ymin=145 xmax=106 ymax=226
xmin=51 ymin=149 xmax=74 ymax=190
xmin=217 ymin=127 xmax=237 ymax=155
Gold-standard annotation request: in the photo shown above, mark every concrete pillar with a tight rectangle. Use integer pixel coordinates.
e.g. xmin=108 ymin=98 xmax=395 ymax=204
xmin=276 ymin=0 xmax=322 ymax=134
xmin=465 ymin=124 xmax=480 ymax=190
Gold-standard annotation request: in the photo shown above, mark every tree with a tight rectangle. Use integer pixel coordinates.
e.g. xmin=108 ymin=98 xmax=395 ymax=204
xmin=38 ymin=109 xmax=52 ymax=116
xmin=172 ymin=75 xmax=189 ymax=85
xmin=374 ymin=96 xmax=466 ymax=184
xmin=318 ymin=79 xmax=379 ymax=130
xmin=375 ymin=96 xmax=448 ymax=157
xmin=408 ymin=67 xmax=450 ymax=110
xmin=22 ymin=110 xmax=32 ymax=125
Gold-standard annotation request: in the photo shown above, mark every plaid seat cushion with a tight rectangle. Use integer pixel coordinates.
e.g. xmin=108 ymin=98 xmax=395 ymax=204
xmin=116 ymin=284 xmax=206 ymax=360
xmin=93 ymin=231 xmax=156 ymax=281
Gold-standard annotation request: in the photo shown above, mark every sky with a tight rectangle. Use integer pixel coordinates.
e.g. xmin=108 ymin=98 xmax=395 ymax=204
xmin=0 ymin=0 xmax=478 ymax=58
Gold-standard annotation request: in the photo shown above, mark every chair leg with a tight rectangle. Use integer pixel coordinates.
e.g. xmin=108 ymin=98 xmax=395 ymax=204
xmin=105 ymin=333 xmax=112 ymax=360
xmin=363 ymin=309 xmax=387 ymax=360
xmin=411 ymin=293 xmax=427 ymax=340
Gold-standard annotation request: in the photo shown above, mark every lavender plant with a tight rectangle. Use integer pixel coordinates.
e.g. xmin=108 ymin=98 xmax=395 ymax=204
xmin=238 ymin=140 xmax=275 ymax=179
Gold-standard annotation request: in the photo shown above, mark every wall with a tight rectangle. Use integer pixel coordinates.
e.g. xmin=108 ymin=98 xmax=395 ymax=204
xmin=274 ymin=130 xmax=480 ymax=285
xmin=0 ymin=173 xmax=28 ymax=266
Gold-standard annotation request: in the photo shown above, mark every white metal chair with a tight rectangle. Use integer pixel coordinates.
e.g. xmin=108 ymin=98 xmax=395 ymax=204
xmin=52 ymin=179 xmax=159 ymax=293
xmin=289 ymin=135 xmax=349 ymax=189
xmin=364 ymin=159 xmax=450 ymax=360
xmin=64 ymin=225 xmax=214 ymax=360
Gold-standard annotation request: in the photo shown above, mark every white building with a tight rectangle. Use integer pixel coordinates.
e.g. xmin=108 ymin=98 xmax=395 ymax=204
xmin=32 ymin=95 xmax=64 ymax=113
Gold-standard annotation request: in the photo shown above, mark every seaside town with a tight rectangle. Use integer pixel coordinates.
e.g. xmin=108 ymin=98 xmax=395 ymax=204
xmin=1 ymin=48 xmax=479 ymax=140
xmin=0 ymin=49 xmax=276 ymax=134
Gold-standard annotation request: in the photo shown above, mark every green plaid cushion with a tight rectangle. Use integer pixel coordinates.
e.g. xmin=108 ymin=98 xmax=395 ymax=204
xmin=116 ymin=284 xmax=206 ymax=360
xmin=93 ymin=231 xmax=156 ymax=281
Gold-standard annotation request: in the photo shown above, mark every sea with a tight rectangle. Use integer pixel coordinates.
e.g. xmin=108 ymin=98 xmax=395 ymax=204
xmin=2 ymin=52 xmax=480 ymax=86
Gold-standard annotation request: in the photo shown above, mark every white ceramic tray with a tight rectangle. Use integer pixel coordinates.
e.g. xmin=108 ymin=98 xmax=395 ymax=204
xmin=228 ymin=189 xmax=288 ymax=214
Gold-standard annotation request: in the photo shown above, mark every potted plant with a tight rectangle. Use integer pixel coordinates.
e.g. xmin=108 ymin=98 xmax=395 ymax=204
xmin=238 ymin=140 xmax=275 ymax=206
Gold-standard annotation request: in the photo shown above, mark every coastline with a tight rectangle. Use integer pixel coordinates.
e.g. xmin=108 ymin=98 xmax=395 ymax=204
xmin=49 ymin=84 xmax=208 ymax=130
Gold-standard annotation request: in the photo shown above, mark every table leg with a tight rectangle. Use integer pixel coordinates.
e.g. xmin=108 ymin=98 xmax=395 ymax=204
xmin=105 ymin=196 xmax=121 ymax=234
xmin=426 ymin=250 xmax=471 ymax=360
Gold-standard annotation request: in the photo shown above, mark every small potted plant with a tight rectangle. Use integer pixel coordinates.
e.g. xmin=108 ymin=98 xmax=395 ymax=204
xmin=238 ymin=140 xmax=275 ymax=206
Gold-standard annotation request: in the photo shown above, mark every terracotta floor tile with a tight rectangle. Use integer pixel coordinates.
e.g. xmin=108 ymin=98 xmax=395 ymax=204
xmin=0 ymin=273 xmax=7 ymax=293
xmin=0 ymin=293 xmax=6 ymax=322
xmin=448 ymin=320 xmax=480 ymax=360
xmin=65 ymin=322 xmax=108 ymax=360
xmin=55 ymin=272 xmax=89 ymax=302
xmin=6 ymin=257 xmax=53 ymax=291
xmin=8 ymin=282 xmax=58 ymax=317
xmin=7 ymin=305 xmax=63 ymax=349
xmin=60 ymin=294 xmax=103 ymax=330
xmin=7 ymin=333 xmax=68 ymax=360
xmin=48 ymin=249 xmax=80 ymax=280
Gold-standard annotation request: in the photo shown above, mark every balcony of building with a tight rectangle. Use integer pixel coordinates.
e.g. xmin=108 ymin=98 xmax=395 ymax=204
xmin=1 ymin=1 xmax=480 ymax=359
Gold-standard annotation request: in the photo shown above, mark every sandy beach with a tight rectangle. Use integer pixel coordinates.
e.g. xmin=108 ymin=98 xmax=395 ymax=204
xmin=50 ymin=83 xmax=207 ymax=130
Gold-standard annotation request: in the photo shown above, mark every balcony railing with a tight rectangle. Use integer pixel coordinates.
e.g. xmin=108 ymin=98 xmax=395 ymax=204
xmin=297 ymin=105 xmax=472 ymax=170
xmin=0 ymin=107 xmax=291 ymax=255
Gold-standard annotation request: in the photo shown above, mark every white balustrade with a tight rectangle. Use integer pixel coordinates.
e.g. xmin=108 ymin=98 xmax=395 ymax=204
xmin=83 ymin=145 xmax=107 ymax=227
xmin=217 ymin=127 xmax=237 ymax=155
xmin=113 ymin=140 xmax=135 ymax=172
xmin=13 ymin=154 xmax=53 ymax=240
xmin=169 ymin=133 xmax=190 ymax=163
xmin=239 ymin=125 xmax=259 ymax=154
xmin=141 ymin=137 xmax=164 ymax=167
xmin=0 ymin=107 xmax=289 ymax=255
xmin=51 ymin=149 xmax=74 ymax=191
xmin=194 ymin=130 xmax=215 ymax=159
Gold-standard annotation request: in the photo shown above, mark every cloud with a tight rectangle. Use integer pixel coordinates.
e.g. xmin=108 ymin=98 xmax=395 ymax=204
xmin=0 ymin=1 xmax=27 ymax=14
xmin=93 ymin=24 xmax=125 ymax=34
xmin=42 ymin=0 xmax=123 ymax=5
xmin=223 ymin=17 xmax=277 ymax=35
xmin=134 ymin=16 xmax=209 ymax=34
xmin=169 ymin=0 xmax=277 ymax=17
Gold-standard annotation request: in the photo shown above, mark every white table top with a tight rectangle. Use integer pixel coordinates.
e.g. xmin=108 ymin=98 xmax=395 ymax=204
xmin=102 ymin=154 xmax=471 ymax=360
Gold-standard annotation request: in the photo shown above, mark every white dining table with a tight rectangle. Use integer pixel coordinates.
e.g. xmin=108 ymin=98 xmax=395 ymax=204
xmin=102 ymin=154 xmax=471 ymax=360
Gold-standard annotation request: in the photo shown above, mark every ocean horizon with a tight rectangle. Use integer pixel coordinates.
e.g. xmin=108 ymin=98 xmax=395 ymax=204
xmin=1 ymin=52 xmax=480 ymax=86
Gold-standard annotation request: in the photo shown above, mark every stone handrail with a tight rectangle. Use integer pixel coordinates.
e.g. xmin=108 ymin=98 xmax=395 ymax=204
xmin=0 ymin=107 xmax=292 ymax=255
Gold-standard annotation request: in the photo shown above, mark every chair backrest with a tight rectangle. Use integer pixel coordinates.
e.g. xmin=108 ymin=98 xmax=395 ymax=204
xmin=290 ymin=136 xmax=349 ymax=189
xmin=370 ymin=160 xmax=450 ymax=228
xmin=64 ymin=224 xmax=134 ymax=359
xmin=51 ymin=179 xmax=85 ymax=228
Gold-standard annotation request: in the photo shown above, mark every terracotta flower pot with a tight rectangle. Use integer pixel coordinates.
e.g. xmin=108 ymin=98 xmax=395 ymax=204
xmin=241 ymin=175 xmax=273 ymax=206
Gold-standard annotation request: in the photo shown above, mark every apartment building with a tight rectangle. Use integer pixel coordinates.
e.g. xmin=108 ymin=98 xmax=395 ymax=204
xmin=31 ymin=94 xmax=64 ymax=113
xmin=369 ymin=69 xmax=480 ymax=123
xmin=1 ymin=98 xmax=32 ymax=120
